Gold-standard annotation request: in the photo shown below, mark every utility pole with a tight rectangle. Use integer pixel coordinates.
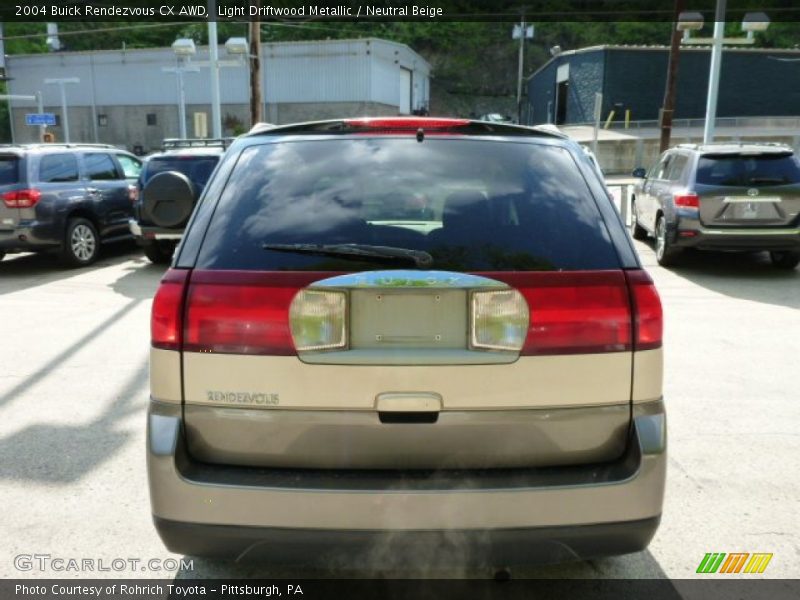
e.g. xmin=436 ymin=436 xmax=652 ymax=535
xmin=660 ymin=0 xmax=685 ymax=152
xmin=207 ymin=0 xmax=222 ymax=138
xmin=44 ymin=78 xmax=79 ymax=143
xmin=513 ymin=19 xmax=534 ymax=124
xmin=249 ymin=3 xmax=262 ymax=126
xmin=703 ymin=0 xmax=726 ymax=144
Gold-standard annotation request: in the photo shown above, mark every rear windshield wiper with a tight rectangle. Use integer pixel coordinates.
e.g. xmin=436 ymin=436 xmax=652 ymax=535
xmin=262 ymin=243 xmax=433 ymax=268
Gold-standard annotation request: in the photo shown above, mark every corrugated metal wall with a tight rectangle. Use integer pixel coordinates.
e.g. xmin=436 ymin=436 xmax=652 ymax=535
xmin=528 ymin=46 xmax=800 ymax=125
xmin=6 ymin=38 xmax=430 ymax=110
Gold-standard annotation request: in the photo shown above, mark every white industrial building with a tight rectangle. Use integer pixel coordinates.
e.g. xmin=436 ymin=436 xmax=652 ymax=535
xmin=4 ymin=38 xmax=431 ymax=151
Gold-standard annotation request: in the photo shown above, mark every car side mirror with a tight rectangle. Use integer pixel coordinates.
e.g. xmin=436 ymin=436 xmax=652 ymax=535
xmin=632 ymin=167 xmax=647 ymax=178
xmin=142 ymin=171 xmax=196 ymax=228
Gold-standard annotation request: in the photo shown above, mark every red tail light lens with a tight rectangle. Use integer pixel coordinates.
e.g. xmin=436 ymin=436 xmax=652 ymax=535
xmin=151 ymin=269 xmax=189 ymax=350
xmin=183 ymin=271 xmax=329 ymax=355
xmin=674 ymin=192 xmax=700 ymax=208
xmin=2 ymin=188 xmax=42 ymax=208
xmin=626 ymin=270 xmax=663 ymax=351
xmin=344 ymin=118 xmax=470 ymax=131
xmin=485 ymin=271 xmax=633 ymax=355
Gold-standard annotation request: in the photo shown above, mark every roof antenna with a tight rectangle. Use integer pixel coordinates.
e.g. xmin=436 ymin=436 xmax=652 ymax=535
xmin=416 ymin=128 xmax=424 ymax=143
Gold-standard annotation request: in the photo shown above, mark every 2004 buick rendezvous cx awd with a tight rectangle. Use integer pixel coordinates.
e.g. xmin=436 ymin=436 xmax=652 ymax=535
xmin=146 ymin=118 xmax=666 ymax=568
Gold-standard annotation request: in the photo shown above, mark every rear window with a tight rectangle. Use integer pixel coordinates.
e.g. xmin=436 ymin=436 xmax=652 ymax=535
xmin=144 ymin=156 xmax=219 ymax=190
xmin=0 ymin=156 xmax=19 ymax=185
xmin=196 ymin=138 xmax=620 ymax=272
xmin=696 ymin=153 xmax=800 ymax=187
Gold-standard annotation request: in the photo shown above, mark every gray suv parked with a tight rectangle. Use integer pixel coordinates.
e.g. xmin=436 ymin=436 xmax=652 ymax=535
xmin=0 ymin=143 xmax=142 ymax=266
xmin=631 ymin=143 xmax=800 ymax=268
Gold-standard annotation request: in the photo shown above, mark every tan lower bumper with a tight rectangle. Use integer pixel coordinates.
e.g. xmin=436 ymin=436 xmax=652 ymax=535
xmin=147 ymin=400 xmax=666 ymax=531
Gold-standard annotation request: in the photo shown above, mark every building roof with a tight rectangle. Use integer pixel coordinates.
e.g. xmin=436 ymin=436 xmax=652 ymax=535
xmin=530 ymin=43 xmax=800 ymax=80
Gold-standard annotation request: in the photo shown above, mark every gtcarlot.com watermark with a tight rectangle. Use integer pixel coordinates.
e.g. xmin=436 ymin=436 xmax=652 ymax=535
xmin=14 ymin=554 xmax=193 ymax=573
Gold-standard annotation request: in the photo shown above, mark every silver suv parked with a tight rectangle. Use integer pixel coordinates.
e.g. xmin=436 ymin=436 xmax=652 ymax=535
xmin=632 ymin=143 xmax=800 ymax=268
xmin=147 ymin=118 xmax=666 ymax=568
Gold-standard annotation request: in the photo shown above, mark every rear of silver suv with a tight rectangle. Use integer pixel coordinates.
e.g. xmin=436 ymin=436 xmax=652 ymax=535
xmin=632 ymin=143 xmax=800 ymax=268
xmin=147 ymin=118 xmax=666 ymax=567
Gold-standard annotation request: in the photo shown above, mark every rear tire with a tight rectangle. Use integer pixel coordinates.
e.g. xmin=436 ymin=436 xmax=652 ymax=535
xmin=143 ymin=240 xmax=177 ymax=265
xmin=61 ymin=218 xmax=99 ymax=267
xmin=769 ymin=251 xmax=800 ymax=270
xmin=655 ymin=215 xmax=681 ymax=267
xmin=630 ymin=199 xmax=648 ymax=241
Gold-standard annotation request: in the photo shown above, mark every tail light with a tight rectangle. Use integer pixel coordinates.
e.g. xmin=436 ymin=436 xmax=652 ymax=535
xmin=2 ymin=188 xmax=41 ymax=208
xmin=344 ymin=118 xmax=470 ymax=131
xmin=470 ymin=290 xmax=529 ymax=351
xmin=128 ymin=184 xmax=139 ymax=203
xmin=625 ymin=270 xmax=663 ymax=351
xmin=182 ymin=271 xmax=325 ymax=355
xmin=151 ymin=269 xmax=189 ymax=350
xmin=674 ymin=192 xmax=699 ymax=208
xmin=487 ymin=272 xmax=633 ymax=355
xmin=289 ymin=290 xmax=347 ymax=351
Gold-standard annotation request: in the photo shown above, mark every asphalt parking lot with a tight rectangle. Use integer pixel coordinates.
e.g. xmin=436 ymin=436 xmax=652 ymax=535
xmin=0 ymin=240 xmax=797 ymax=580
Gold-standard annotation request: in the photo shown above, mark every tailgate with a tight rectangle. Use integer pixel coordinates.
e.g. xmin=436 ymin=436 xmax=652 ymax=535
xmin=178 ymin=269 xmax=635 ymax=470
xmin=695 ymin=152 xmax=800 ymax=227
xmin=698 ymin=185 xmax=800 ymax=227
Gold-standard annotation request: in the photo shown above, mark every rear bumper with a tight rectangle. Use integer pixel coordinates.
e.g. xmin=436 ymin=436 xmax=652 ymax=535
xmin=147 ymin=399 xmax=666 ymax=563
xmin=129 ymin=219 xmax=183 ymax=242
xmin=673 ymin=217 xmax=800 ymax=251
xmin=0 ymin=221 xmax=60 ymax=252
xmin=153 ymin=516 xmax=661 ymax=567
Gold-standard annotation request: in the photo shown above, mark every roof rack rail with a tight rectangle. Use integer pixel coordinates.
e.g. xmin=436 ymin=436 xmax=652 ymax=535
xmin=161 ymin=138 xmax=235 ymax=150
xmin=0 ymin=142 xmax=118 ymax=149
xmin=677 ymin=141 xmax=793 ymax=151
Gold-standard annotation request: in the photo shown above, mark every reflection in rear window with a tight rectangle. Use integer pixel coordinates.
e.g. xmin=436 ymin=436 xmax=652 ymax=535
xmin=696 ymin=153 xmax=800 ymax=187
xmin=197 ymin=138 xmax=619 ymax=272
xmin=0 ymin=157 xmax=19 ymax=185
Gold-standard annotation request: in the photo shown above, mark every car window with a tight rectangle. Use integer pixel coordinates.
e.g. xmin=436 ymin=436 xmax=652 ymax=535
xmin=696 ymin=153 xmax=800 ymax=187
xmin=0 ymin=156 xmax=20 ymax=185
xmin=84 ymin=153 xmax=120 ymax=181
xmin=196 ymin=138 xmax=620 ymax=272
xmin=666 ymin=155 xmax=688 ymax=182
xmin=39 ymin=153 xmax=79 ymax=183
xmin=653 ymin=155 xmax=673 ymax=180
xmin=116 ymin=154 xmax=142 ymax=179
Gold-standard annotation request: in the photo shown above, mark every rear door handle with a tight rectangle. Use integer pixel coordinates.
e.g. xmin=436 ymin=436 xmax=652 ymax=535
xmin=86 ymin=187 xmax=100 ymax=195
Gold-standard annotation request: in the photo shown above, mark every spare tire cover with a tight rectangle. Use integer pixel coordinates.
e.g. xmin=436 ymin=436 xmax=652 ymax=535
xmin=142 ymin=171 xmax=196 ymax=228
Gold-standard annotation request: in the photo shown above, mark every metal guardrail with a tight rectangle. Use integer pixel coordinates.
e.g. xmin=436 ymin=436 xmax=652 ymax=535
xmin=570 ymin=116 xmax=800 ymax=131
xmin=605 ymin=182 xmax=634 ymax=228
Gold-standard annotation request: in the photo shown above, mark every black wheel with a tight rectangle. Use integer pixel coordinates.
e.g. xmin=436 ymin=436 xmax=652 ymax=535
xmin=143 ymin=240 xmax=177 ymax=265
xmin=61 ymin=217 xmax=99 ymax=267
xmin=630 ymin=198 xmax=648 ymax=241
xmin=769 ymin=251 xmax=800 ymax=270
xmin=655 ymin=215 xmax=681 ymax=267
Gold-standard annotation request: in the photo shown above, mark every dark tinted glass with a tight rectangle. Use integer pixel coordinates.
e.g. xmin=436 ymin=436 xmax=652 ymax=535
xmin=196 ymin=138 xmax=619 ymax=272
xmin=39 ymin=153 xmax=79 ymax=183
xmin=144 ymin=156 xmax=219 ymax=191
xmin=0 ymin=157 xmax=19 ymax=185
xmin=85 ymin=153 xmax=119 ymax=180
xmin=696 ymin=153 xmax=800 ymax=187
